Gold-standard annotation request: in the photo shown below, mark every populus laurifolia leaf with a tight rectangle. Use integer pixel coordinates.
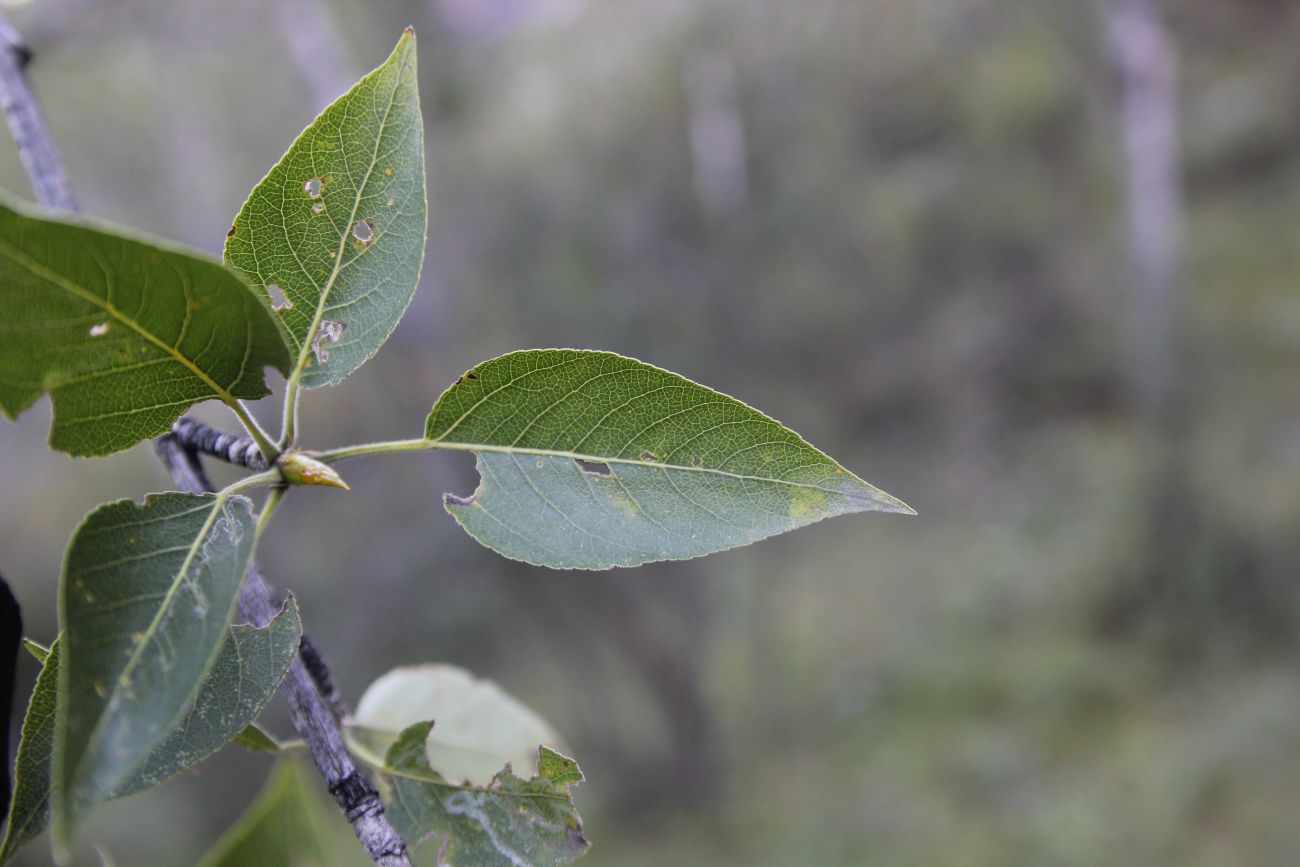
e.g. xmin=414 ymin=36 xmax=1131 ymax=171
xmin=0 ymin=198 xmax=290 ymax=456
xmin=0 ymin=602 xmax=299 ymax=863
xmin=382 ymin=722 xmax=589 ymax=867
xmin=197 ymin=760 xmax=370 ymax=867
xmin=224 ymin=29 xmax=425 ymax=390
xmin=350 ymin=664 xmax=565 ymax=787
xmin=114 ymin=597 xmax=301 ymax=797
xmin=54 ymin=492 xmax=257 ymax=850
xmin=0 ymin=639 xmax=59 ymax=865
xmin=425 ymin=349 xmax=915 ymax=569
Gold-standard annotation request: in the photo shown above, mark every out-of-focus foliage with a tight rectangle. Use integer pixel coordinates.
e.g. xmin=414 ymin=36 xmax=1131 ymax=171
xmin=4 ymin=0 xmax=1300 ymax=864
xmin=196 ymin=760 xmax=369 ymax=867
xmin=351 ymin=663 xmax=564 ymax=787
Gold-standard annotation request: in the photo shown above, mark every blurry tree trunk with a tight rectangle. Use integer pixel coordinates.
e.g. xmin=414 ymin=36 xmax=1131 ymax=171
xmin=1106 ymin=0 xmax=1185 ymax=423
xmin=684 ymin=52 xmax=749 ymax=217
xmin=270 ymin=0 xmax=358 ymax=111
xmin=1097 ymin=0 xmax=1203 ymax=642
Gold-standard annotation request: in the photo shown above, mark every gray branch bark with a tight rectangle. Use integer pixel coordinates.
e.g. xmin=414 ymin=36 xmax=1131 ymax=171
xmin=0 ymin=15 xmax=410 ymax=865
xmin=0 ymin=15 xmax=74 ymax=211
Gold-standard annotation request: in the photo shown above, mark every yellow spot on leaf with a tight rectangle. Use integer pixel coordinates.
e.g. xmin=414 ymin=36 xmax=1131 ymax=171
xmin=610 ymin=491 xmax=639 ymax=519
xmin=788 ymin=487 xmax=828 ymax=520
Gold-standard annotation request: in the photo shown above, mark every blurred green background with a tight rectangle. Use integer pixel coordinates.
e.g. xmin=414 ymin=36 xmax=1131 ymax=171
xmin=4 ymin=0 xmax=1300 ymax=864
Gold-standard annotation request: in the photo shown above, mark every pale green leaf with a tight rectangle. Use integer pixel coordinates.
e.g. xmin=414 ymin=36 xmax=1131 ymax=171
xmin=425 ymin=349 xmax=914 ymax=569
xmin=0 ymin=198 xmax=290 ymax=456
xmin=21 ymin=639 xmax=49 ymax=664
xmin=54 ymin=492 xmax=257 ymax=850
xmin=351 ymin=664 xmax=564 ymax=787
xmin=233 ymin=724 xmax=282 ymax=754
xmin=197 ymin=760 xmax=369 ymax=867
xmin=382 ymin=722 xmax=590 ymax=867
xmin=224 ymin=29 xmax=426 ymax=389
xmin=0 ymin=639 xmax=59 ymax=865
xmin=113 ymin=597 xmax=301 ymax=797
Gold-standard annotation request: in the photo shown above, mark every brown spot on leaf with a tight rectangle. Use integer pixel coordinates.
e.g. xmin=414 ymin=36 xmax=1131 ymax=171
xmin=444 ymin=492 xmax=476 ymax=507
xmin=692 ymin=455 xmax=703 ymax=467
xmin=566 ymin=826 xmax=590 ymax=853
xmin=640 ymin=451 xmax=659 ymax=462
xmin=226 ymin=225 xmax=236 ymax=238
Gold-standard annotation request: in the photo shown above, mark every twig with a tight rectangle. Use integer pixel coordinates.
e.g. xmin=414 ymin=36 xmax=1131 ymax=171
xmin=171 ymin=416 xmax=269 ymax=471
xmin=0 ymin=16 xmax=410 ymax=866
xmin=0 ymin=13 xmax=74 ymax=210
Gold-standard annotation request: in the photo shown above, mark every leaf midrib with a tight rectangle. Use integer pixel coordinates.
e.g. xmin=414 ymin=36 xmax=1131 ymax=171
xmin=428 ymin=439 xmax=867 ymax=501
xmin=0 ymin=237 xmax=242 ymax=409
xmin=291 ymin=45 xmax=409 ymax=384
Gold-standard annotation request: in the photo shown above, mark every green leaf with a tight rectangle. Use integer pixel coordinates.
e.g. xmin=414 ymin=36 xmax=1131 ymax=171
xmin=382 ymin=722 xmax=590 ymax=867
xmin=0 ymin=198 xmax=290 ymax=456
xmin=54 ymin=492 xmax=257 ymax=851
xmin=0 ymin=639 xmax=59 ymax=865
xmin=197 ymin=760 xmax=369 ymax=867
xmin=233 ymin=724 xmax=282 ymax=754
xmin=0 ymin=602 xmax=297 ymax=861
xmin=113 ymin=597 xmax=301 ymax=797
xmin=224 ymin=29 xmax=426 ymax=390
xmin=351 ymin=664 xmax=564 ymax=787
xmin=21 ymin=639 xmax=49 ymax=664
xmin=425 ymin=349 xmax=914 ymax=569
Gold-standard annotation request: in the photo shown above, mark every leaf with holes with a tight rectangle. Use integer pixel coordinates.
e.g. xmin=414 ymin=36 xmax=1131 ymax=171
xmin=0 ymin=639 xmax=59 ymax=865
xmin=0 ymin=198 xmax=290 ymax=456
xmin=425 ymin=349 xmax=914 ymax=569
xmin=224 ymin=29 xmax=426 ymax=389
xmin=349 ymin=664 xmax=565 ymax=788
xmin=381 ymin=721 xmax=589 ymax=867
xmin=53 ymin=492 xmax=256 ymax=852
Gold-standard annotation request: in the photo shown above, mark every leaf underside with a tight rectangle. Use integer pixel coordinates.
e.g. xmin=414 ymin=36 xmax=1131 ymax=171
xmin=0 ymin=601 xmax=298 ymax=862
xmin=55 ymin=492 xmax=257 ymax=847
xmin=383 ymin=721 xmax=589 ymax=867
xmin=425 ymin=349 xmax=913 ymax=569
xmin=0 ymin=198 xmax=290 ymax=456
xmin=224 ymin=29 xmax=426 ymax=389
xmin=113 ymin=597 xmax=301 ymax=797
